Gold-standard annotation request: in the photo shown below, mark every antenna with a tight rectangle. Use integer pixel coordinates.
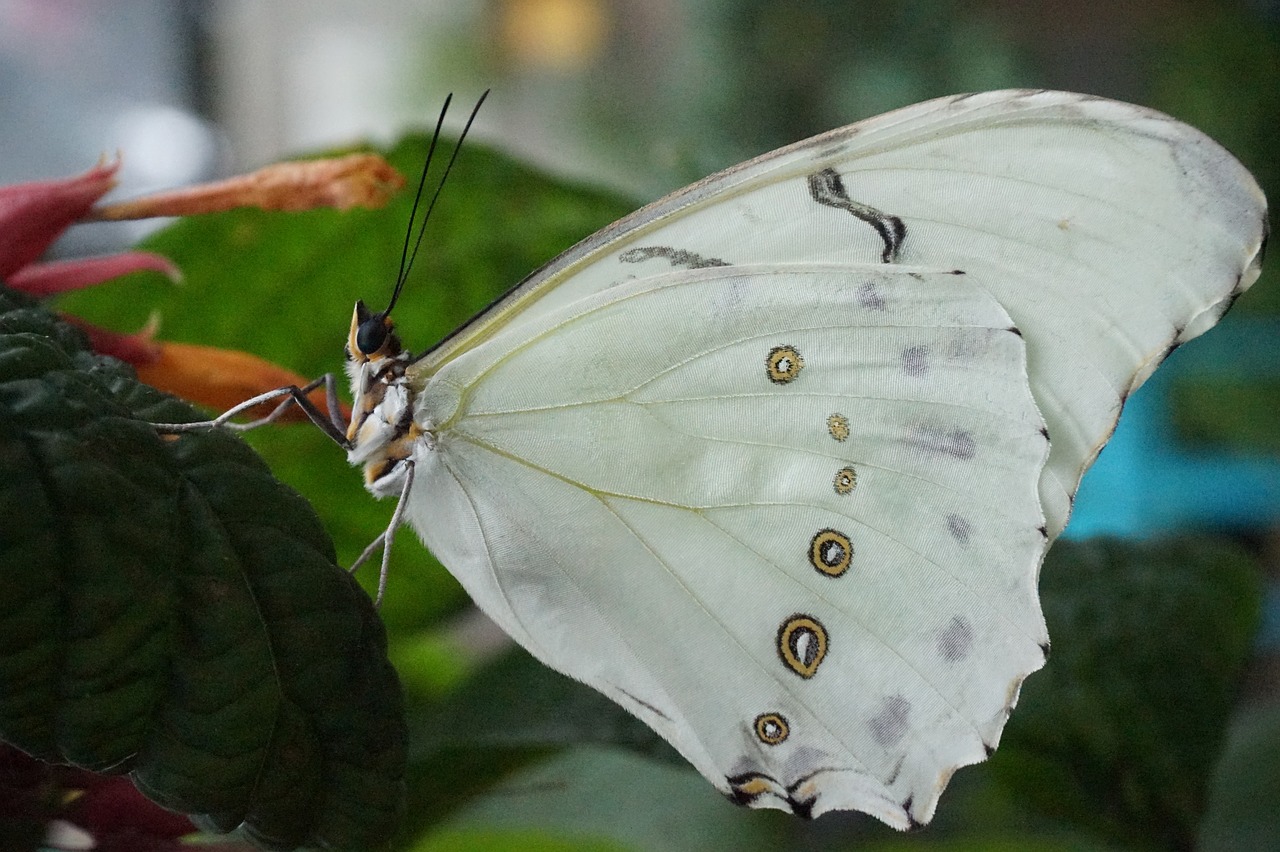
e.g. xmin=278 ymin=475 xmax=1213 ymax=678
xmin=383 ymin=89 xmax=491 ymax=318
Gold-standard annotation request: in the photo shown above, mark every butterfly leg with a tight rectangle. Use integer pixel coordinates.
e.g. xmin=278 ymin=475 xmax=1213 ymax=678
xmin=151 ymin=373 xmax=351 ymax=448
xmin=347 ymin=458 xmax=415 ymax=607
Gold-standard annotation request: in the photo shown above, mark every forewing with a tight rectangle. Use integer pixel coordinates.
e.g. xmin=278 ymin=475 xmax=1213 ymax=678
xmin=411 ymin=265 xmax=1050 ymax=826
xmin=418 ymin=89 xmax=1266 ymax=536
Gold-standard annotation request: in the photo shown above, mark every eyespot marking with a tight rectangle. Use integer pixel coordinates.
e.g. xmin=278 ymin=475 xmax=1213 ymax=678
xmin=827 ymin=413 xmax=850 ymax=442
xmin=833 ymin=466 xmax=857 ymax=495
xmin=778 ymin=615 xmax=828 ymax=678
xmin=809 ymin=529 xmax=852 ymax=577
xmin=766 ymin=345 xmax=804 ymax=383
xmin=754 ymin=713 xmax=790 ymax=745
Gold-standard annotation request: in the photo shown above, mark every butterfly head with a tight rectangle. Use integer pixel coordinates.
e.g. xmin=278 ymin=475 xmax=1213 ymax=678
xmin=348 ymin=298 xmax=403 ymax=365
xmin=344 ymin=299 xmax=420 ymax=495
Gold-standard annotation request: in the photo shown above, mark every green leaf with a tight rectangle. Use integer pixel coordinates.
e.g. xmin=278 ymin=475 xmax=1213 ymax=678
xmin=1198 ymin=704 xmax=1280 ymax=851
xmin=421 ymin=746 xmax=792 ymax=852
xmin=992 ymin=537 xmax=1263 ymax=850
xmin=395 ymin=649 xmax=680 ymax=842
xmin=418 ymin=650 xmax=680 ymax=762
xmin=409 ymin=826 xmax=631 ymax=852
xmin=0 ymin=286 xmax=406 ymax=850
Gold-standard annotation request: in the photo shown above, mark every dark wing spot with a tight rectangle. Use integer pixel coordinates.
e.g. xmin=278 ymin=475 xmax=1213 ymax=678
xmin=937 ymin=616 xmax=974 ymax=662
xmin=857 ymin=281 xmax=887 ymax=310
xmin=810 ymin=529 xmax=853 ymax=577
xmin=806 ymin=167 xmax=906 ymax=263
xmin=901 ymin=796 xmax=924 ymax=831
xmin=945 ymin=514 xmax=971 ymax=544
xmin=619 ymin=245 xmax=730 ymax=269
xmin=901 ymin=345 xmax=930 ymax=377
xmin=790 ymin=796 xmax=816 ymax=819
xmin=869 ymin=695 xmax=911 ymax=747
xmin=907 ymin=426 xmax=977 ymax=460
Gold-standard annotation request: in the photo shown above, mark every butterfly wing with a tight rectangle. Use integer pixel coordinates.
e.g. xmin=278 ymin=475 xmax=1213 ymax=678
xmin=401 ymin=90 xmax=1266 ymax=827
xmin=418 ymin=89 xmax=1267 ymax=537
xmin=413 ymin=264 xmax=1049 ymax=826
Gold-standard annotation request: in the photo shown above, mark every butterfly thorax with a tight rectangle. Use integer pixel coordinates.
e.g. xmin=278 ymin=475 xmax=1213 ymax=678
xmin=344 ymin=301 xmax=428 ymax=497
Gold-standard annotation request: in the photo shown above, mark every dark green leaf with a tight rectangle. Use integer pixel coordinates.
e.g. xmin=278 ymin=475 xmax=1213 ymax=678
xmin=992 ymin=537 xmax=1263 ymax=851
xmin=0 ymin=286 xmax=406 ymax=850
xmin=418 ymin=650 xmax=679 ymax=761
xmin=397 ymin=649 xmax=680 ymax=841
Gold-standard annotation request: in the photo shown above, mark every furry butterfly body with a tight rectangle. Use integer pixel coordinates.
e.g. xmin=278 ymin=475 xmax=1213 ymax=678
xmin=344 ymin=90 xmax=1266 ymax=827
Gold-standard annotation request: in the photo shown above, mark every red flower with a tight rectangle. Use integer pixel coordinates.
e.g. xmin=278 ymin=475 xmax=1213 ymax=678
xmin=1 ymin=155 xmax=401 ymax=420
xmin=0 ymin=744 xmax=253 ymax=851
xmin=0 ymin=160 xmax=180 ymax=295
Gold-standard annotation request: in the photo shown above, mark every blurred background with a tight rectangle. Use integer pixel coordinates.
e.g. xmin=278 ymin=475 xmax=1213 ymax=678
xmin=5 ymin=0 xmax=1279 ymax=258
xmin=3 ymin=0 xmax=1279 ymax=849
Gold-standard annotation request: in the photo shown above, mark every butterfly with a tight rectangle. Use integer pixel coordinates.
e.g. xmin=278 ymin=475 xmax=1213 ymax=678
xmin=175 ymin=89 xmax=1267 ymax=829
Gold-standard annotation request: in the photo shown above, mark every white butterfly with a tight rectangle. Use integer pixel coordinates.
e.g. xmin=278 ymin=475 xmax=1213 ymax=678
xmin=181 ymin=90 xmax=1268 ymax=828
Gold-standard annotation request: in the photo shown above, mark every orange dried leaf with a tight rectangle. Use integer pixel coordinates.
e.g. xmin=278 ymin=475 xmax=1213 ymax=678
xmin=92 ymin=154 xmax=406 ymax=220
xmin=133 ymin=340 xmax=350 ymax=424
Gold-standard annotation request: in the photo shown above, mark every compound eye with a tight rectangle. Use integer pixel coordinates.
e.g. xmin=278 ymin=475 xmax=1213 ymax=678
xmin=356 ymin=316 xmax=388 ymax=355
